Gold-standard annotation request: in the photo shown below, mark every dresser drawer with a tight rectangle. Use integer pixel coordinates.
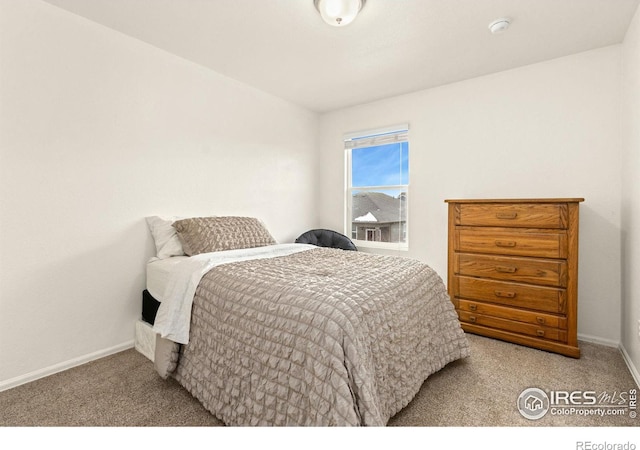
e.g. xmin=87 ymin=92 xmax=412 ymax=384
xmin=455 ymin=253 xmax=567 ymax=287
xmin=457 ymin=203 xmax=567 ymax=229
xmin=457 ymin=299 xmax=566 ymax=329
xmin=453 ymin=276 xmax=565 ymax=313
xmin=457 ymin=228 xmax=567 ymax=258
xmin=458 ymin=311 xmax=567 ymax=343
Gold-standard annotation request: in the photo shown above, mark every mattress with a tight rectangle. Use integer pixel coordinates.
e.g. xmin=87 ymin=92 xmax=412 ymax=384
xmin=146 ymin=256 xmax=189 ymax=301
xmin=143 ymin=256 xmax=189 ymax=325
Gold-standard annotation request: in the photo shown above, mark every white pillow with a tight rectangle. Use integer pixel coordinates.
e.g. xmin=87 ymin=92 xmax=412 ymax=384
xmin=145 ymin=216 xmax=185 ymax=259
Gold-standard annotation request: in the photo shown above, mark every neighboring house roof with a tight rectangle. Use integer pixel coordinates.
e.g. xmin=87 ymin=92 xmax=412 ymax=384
xmin=352 ymin=192 xmax=406 ymax=224
xmin=354 ymin=212 xmax=378 ymax=222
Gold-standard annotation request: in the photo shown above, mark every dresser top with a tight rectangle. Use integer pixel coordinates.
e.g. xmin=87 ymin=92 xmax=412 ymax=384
xmin=445 ymin=198 xmax=584 ymax=204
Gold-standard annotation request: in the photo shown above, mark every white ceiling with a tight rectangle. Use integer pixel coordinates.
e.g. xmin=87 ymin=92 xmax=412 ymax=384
xmin=42 ymin=0 xmax=640 ymax=113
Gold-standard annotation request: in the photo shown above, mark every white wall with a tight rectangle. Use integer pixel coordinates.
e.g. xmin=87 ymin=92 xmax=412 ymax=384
xmin=318 ymin=46 xmax=623 ymax=345
xmin=0 ymin=1 xmax=318 ymax=386
xmin=621 ymin=5 xmax=640 ymax=378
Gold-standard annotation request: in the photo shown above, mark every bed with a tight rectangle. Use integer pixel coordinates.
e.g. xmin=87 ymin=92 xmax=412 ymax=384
xmin=144 ymin=215 xmax=470 ymax=426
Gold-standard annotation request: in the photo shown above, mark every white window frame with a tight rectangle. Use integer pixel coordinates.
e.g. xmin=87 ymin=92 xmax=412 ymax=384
xmin=344 ymin=124 xmax=409 ymax=251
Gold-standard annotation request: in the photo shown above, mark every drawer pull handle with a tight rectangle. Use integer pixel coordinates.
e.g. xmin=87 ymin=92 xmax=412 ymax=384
xmin=536 ymin=317 xmax=546 ymax=325
xmin=496 ymin=212 xmax=518 ymax=219
xmin=495 ymin=240 xmax=516 ymax=248
xmin=495 ymin=266 xmax=517 ymax=273
xmin=469 ymin=304 xmax=477 ymax=311
xmin=468 ymin=315 xmax=477 ymax=323
xmin=536 ymin=330 xmax=545 ymax=337
xmin=495 ymin=290 xmax=516 ymax=298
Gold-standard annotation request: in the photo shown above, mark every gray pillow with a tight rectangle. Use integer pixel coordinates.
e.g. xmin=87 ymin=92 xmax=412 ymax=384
xmin=173 ymin=216 xmax=276 ymax=256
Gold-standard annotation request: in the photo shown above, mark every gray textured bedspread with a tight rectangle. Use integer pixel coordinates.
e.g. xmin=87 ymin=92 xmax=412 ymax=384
xmin=155 ymin=247 xmax=469 ymax=426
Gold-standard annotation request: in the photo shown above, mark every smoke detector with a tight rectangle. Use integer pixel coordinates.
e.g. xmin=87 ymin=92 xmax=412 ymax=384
xmin=489 ymin=18 xmax=511 ymax=34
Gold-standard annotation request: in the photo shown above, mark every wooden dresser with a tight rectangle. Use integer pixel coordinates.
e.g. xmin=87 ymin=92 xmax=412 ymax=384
xmin=445 ymin=198 xmax=583 ymax=358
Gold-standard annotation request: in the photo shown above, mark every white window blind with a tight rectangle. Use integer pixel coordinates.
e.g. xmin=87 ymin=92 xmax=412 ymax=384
xmin=343 ymin=124 xmax=409 ymax=149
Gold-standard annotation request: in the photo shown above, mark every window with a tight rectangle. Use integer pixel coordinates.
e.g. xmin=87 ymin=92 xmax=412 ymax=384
xmin=344 ymin=124 xmax=409 ymax=250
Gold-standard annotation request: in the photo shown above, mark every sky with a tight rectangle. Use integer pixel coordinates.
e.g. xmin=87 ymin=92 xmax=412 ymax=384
xmin=351 ymin=142 xmax=409 ymax=188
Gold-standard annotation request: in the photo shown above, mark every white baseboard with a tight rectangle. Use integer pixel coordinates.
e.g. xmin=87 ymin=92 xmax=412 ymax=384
xmin=0 ymin=340 xmax=134 ymax=393
xmin=577 ymin=333 xmax=620 ymax=348
xmin=577 ymin=333 xmax=640 ymax=388
xmin=619 ymin=344 xmax=640 ymax=389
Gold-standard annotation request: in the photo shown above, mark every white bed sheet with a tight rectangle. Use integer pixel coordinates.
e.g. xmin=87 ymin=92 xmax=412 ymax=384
xmin=146 ymin=256 xmax=189 ymax=301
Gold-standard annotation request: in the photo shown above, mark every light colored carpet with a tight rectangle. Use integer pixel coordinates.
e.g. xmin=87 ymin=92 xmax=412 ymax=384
xmin=0 ymin=334 xmax=637 ymax=427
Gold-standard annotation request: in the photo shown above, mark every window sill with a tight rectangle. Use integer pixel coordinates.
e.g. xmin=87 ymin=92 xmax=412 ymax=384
xmin=353 ymin=240 xmax=409 ymax=251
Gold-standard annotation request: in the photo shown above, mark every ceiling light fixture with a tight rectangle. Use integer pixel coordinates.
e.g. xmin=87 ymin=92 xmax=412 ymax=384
xmin=489 ymin=18 xmax=511 ymax=34
xmin=314 ymin=0 xmax=366 ymax=27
